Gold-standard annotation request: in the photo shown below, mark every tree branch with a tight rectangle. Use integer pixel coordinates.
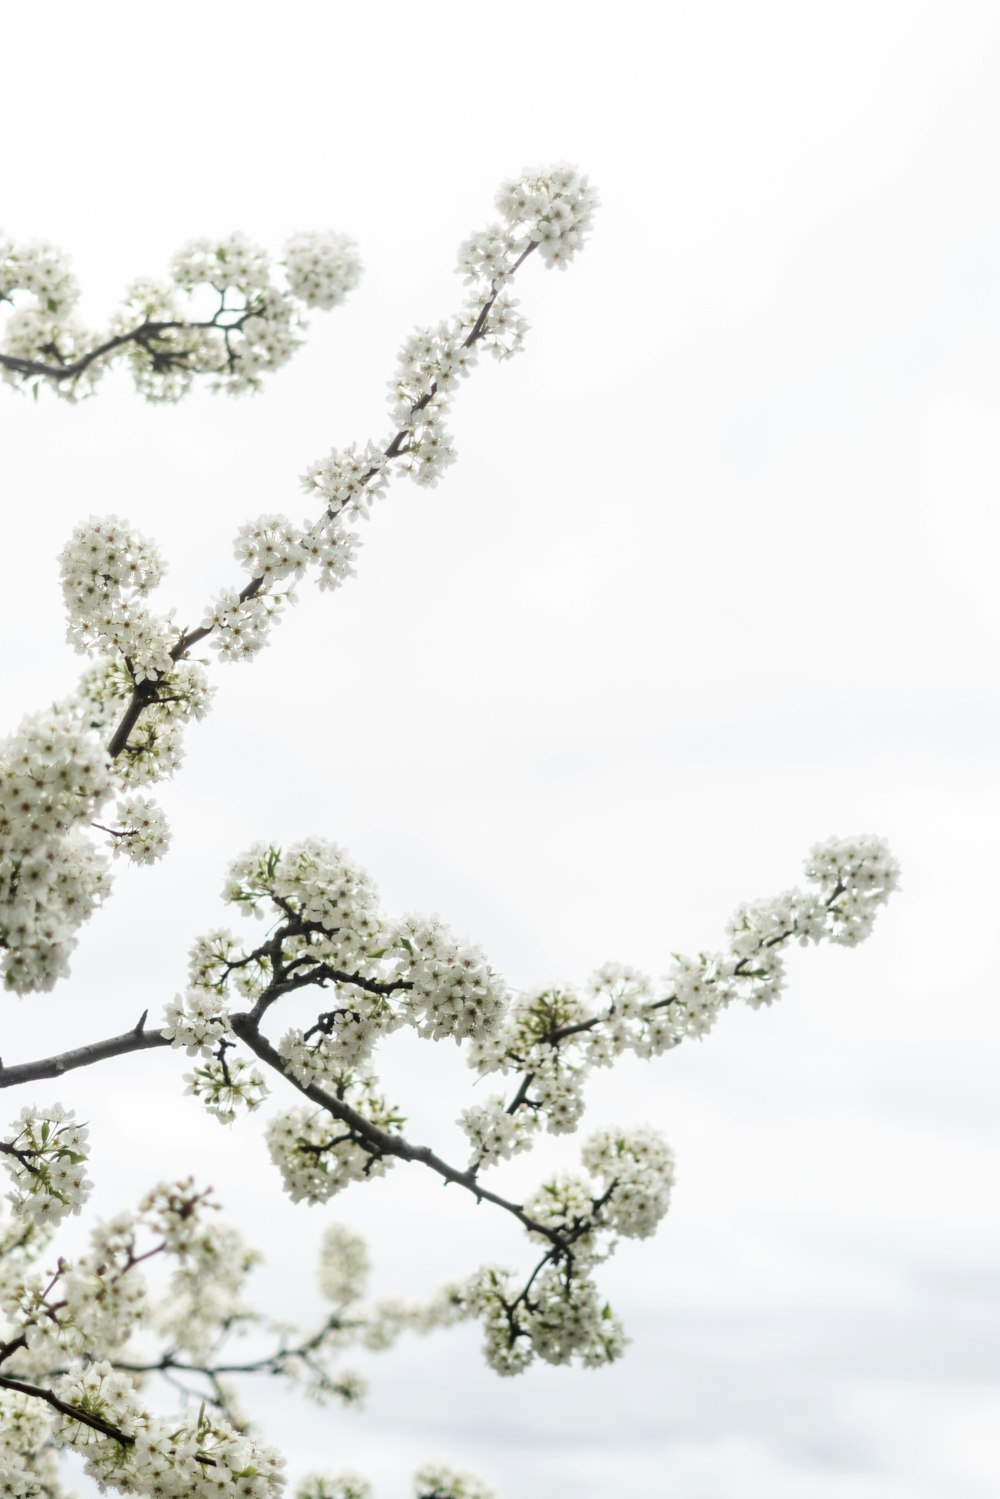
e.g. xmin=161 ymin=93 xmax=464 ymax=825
xmin=0 ymin=302 xmax=259 ymax=386
xmin=0 ymin=1372 xmax=135 ymax=1447
xmin=0 ymin=1021 xmax=171 ymax=1091
xmin=101 ymin=246 xmax=539 ymax=763
xmin=229 ymin=1014 xmax=562 ymax=1244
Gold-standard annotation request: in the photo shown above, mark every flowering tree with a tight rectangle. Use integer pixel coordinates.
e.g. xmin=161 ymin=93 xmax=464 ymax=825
xmin=0 ymin=167 xmax=899 ymax=1499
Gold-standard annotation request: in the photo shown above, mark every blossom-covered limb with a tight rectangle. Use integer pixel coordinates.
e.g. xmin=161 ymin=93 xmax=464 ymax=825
xmin=0 ymin=1370 xmax=133 ymax=1445
xmin=0 ymin=1182 xmax=472 ymax=1488
xmin=92 ymin=168 xmax=594 ymax=773
xmin=472 ymin=834 xmax=901 ymax=1147
xmin=0 ymin=229 xmax=362 ymax=400
xmin=0 ymin=1181 xmax=290 ymax=1493
xmin=0 ymin=299 xmax=264 ymax=386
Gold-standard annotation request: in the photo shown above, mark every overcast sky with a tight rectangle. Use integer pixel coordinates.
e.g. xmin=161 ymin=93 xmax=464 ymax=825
xmin=3 ymin=3 xmax=1000 ymax=1496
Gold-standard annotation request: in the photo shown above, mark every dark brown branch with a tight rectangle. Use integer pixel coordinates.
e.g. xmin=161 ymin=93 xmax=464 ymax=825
xmin=0 ymin=1372 xmax=135 ymax=1446
xmin=0 ymin=1140 xmax=43 ymax=1174
xmin=505 ymin=1071 xmax=535 ymax=1116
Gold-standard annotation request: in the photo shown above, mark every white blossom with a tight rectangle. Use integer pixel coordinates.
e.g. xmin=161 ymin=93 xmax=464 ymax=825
xmin=0 ymin=710 xmax=111 ymax=992
xmin=393 ymin=915 xmax=507 ymax=1042
xmin=163 ymin=989 xmax=233 ymax=1056
xmin=108 ymin=794 xmax=171 ymax=864
xmin=581 ymin=1126 xmax=675 ymax=1240
xmin=284 ymin=231 xmax=362 ymax=310
xmin=297 ymin=1477 xmax=373 ymax=1499
xmin=266 ymin=1084 xmax=402 ymax=1205
xmin=316 ymin=1223 xmax=369 ymax=1306
xmin=1 ymin=1106 xmax=91 ymax=1228
xmin=59 ymin=514 xmax=174 ymax=679
xmin=459 ymin=1096 xmax=536 ymax=1168
xmin=1 ymin=219 xmax=361 ymax=403
xmin=234 ymin=513 xmax=308 ymax=582
xmin=184 ymin=1052 xmax=269 ymax=1124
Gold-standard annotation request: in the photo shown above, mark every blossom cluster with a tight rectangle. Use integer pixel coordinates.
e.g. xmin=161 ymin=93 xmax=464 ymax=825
xmin=52 ymin=1361 xmax=286 ymax=1498
xmin=151 ymin=834 xmax=899 ymax=1400
xmin=0 ymin=234 xmax=78 ymax=309
xmin=184 ymin=1050 xmax=269 ymax=1125
xmin=0 ymin=517 xmax=214 ymax=993
xmin=202 ymin=168 xmax=596 ymax=668
xmin=412 ymin=1465 xmax=497 ymax=1499
xmin=451 ymin=1126 xmax=672 ymax=1377
xmin=142 ymin=1183 xmax=260 ymax=1363
xmin=223 ymin=840 xmax=387 ymax=963
xmin=201 ymin=584 xmax=288 ymax=664
xmin=59 ymin=514 xmax=172 ymax=679
xmin=0 ymin=1104 xmax=91 ymax=1231
xmin=0 ymin=1179 xmax=368 ymax=1495
xmin=457 ymin=162 xmax=598 ymax=280
xmin=0 ymin=233 xmax=90 ymax=396
xmin=468 ymin=1260 xmax=628 ymax=1378
xmin=296 ymin=443 xmax=382 ymax=595
xmin=1 ymin=1181 xmax=228 ymax=1383
xmin=108 ymin=794 xmax=172 ymax=865
xmin=0 ymin=225 xmax=361 ymax=401
xmin=385 ymin=167 xmax=595 ymax=493
xmin=393 ymin=915 xmax=507 ymax=1041
xmin=72 ymin=652 xmax=213 ymax=786
xmin=316 ymin=1221 xmax=370 ymax=1305
xmin=457 ymin=1261 xmax=597 ymax=1379
xmin=0 ymin=1393 xmax=63 ymax=1498
xmin=265 ymin=1086 xmax=404 ymax=1205
xmin=0 ymin=709 xmax=111 ymax=991
xmin=297 ymin=1477 xmax=373 ymax=1499
xmin=165 ymin=840 xmax=508 ymax=1138
xmin=294 ymin=1467 xmax=495 ymax=1499
xmin=316 ymin=1223 xmax=468 ymax=1359
xmin=458 ymin=1096 xmax=533 ymax=1168
xmin=284 ymin=231 xmax=362 ymax=310
xmin=57 ymin=511 xmax=214 ymax=772
xmin=0 ymin=1166 xmax=488 ymax=1499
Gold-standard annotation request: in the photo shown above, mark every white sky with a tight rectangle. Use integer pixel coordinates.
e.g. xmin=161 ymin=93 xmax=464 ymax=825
xmin=2 ymin=2 xmax=1000 ymax=1495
